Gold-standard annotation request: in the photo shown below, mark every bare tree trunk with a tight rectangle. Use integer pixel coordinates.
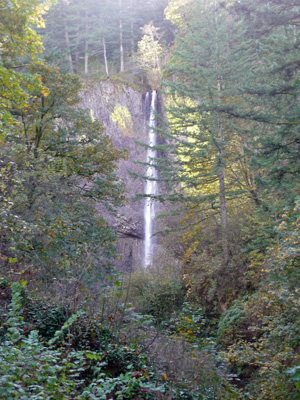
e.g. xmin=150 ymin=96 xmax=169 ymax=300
xmin=103 ymin=37 xmax=109 ymax=77
xmin=84 ymin=10 xmax=88 ymax=75
xmin=60 ymin=0 xmax=73 ymax=73
xmin=130 ymin=0 xmax=135 ymax=59
xmin=119 ymin=0 xmax=124 ymax=72
xmin=74 ymin=8 xmax=80 ymax=73
xmin=218 ymin=119 xmax=229 ymax=264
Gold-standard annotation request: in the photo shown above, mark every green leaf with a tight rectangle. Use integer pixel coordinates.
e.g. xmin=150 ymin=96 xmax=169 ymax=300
xmin=86 ymin=353 xmax=102 ymax=360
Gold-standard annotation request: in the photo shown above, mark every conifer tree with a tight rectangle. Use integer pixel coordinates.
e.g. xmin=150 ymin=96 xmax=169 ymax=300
xmin=159 ymin=0 xmax=251 ymax=263
xmin=229 ymin=0 xmax=300 ymax=207
xmin=41 ymin=0 xmax=170 ymax=75
xmin=160 ymin=0 xmax=300 ymax=260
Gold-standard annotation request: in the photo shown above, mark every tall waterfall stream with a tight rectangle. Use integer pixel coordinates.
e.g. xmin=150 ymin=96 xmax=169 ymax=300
xmin=144 ymin=91 xmax=157 ymax=267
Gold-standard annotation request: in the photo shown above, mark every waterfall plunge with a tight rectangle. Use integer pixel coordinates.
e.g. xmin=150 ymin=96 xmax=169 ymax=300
xmin=144 ymin=91 xmax=157 ymax=267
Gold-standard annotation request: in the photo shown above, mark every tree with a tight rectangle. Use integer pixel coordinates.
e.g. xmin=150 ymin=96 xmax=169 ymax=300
xmin=0 ymin=0 xmax=51 ymax=270
xmin=137 ymin=22 xmax=164 ymax=86
xmin=159 ymin=0 xmax=300 ymax=263
xmin=229 ymin=0 xmax=300 ymax=207
xmin=0 ymin=0 xmax=52 ymax=137
xmin=164 ymin=0 xmax=194 ymax=27
xmin=159 ymin=0 xmax=252 ymax=263
xmin=58 ymin=0 xmax=74 ymax=73
xmin=41 ymin=0 xmax=171 ymax=76
xmin=1 ymin=62 xmax=126 ymax=288
xmin=137 ymin=22 xmax=163 ymax=73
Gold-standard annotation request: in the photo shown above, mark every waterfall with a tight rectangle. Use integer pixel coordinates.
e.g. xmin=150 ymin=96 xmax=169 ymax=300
xmin=144 ymin=90 xmax=157 ymax=267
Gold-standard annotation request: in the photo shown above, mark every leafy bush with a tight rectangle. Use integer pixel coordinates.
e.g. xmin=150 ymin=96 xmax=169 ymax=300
xmin=169 ymin=302 xmax=208 ymax=345
xmin=217 ymin=299 xmax=246 ymax=346
xmin=0 ymin=331 xmax=83 ymax=399
xmin=219 ymin=203 xmax=300 ymax=399
xmin=126 ymin=267 xmax=184 ymax=321
xmin=0 ymin=283 xmax=167 ymax=399
xmin=24 ymin=298 xmax=67 ymax=340
xmin=287 ymin=364 xmax=300 ymax=390
xmin=82 ymin=369 xmax=165 ymax=400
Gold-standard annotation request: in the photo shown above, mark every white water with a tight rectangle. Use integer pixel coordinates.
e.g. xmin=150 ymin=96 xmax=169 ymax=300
xmin=144 ymin=91 xmax=157 ymax=267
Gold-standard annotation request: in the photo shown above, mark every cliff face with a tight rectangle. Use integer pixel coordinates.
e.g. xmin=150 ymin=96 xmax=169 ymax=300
xmin=81 ymin=79 xmax=149 ymax=270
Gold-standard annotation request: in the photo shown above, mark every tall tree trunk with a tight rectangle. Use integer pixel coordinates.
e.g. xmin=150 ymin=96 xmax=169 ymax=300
xmin=218 ymin=118 xmax=229 ymax=264
xmin=119 ymin=0 xmax=124 ymax=72
xmin=60 ymin=0 xmax=73 ymax=73
xmin=215 ymin=0 xmax=229 ymax=264
xmin=103 ymin=37 xmax=109 ymax=77
xmin=74 ymin=8 xmax=80 ymax=73
xmin=84 ymin=10 xmax=88 ymax=75
xmin=130 ymin=0 xmax=135 ymax=59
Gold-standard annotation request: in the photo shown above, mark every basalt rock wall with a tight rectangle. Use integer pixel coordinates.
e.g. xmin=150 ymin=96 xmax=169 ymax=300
xmin=81 ymin=79 xmax=150 ymax=270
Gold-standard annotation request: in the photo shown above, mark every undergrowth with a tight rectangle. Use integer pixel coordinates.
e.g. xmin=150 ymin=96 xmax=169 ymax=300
xmin=0 ymin=282 xmax=166 ymax=400
xmin=0 ymin=277 xmax=241 ymax=400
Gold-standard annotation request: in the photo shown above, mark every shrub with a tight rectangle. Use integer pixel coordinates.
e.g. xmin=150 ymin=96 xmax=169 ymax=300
xmin=0 ymin=282 xmax=167 ymax=399
xmin=125 ymin=267 xmax=184 ymax=322
xmin=217 ymin=299 xmax=246 ymax=346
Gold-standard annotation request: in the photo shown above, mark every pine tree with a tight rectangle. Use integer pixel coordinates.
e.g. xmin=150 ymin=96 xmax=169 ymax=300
xmin=229 ymin=0 xmax=300 ymax=207
xmin=158 ymin=0 xmax=253 ymax=263
xmin=41 ymin=0 xmax=170 ymax=75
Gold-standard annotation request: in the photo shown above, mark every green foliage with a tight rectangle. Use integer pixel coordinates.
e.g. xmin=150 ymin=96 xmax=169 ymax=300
xmin=154 ymin=2 xmax=300 ymax=398
xmin=229 ymin=0 xmax=300 ymax=210
xmin=287 ymin=365 xmax=300 ymax=389
xmin=170 ymin=302 xmax=208 ymax=345
xmin=0 ymin=283 xmax=82 ymax=399
xmin=48 ymin=310 xmax=85 ymax=346
xmin=154 ymin=0 xmax=263 ymax=267
xmin=146 ymin=309 xmax=238 ymax=400
xmin=217 ymin=300 xmax=246 ymax=346
xmin=164 ymin=0 xmax=194 ymax=27
xmin=126 ymin=267 xmax=184 ymax=322
xmin=0 ymin=331 xmax=81 ymax=399
xmin=0 ymin=0 xmax=128 ymax=298
xmin=82 ymin=371 xmax=165 ymax=400
xmin=24 ymin=299 xmax=67 ymax=340
xmin=0 ymin=0 xmax=53 ymax=136
xmin=0 ymin=282 xmax=167 ymax=400
xmin=0 ymin=61 xmax=126 ymax=291
xmin=5 ymin=282 xmax=25 ymax=343
xmin=219 ymin=200 xmax=300 ymax=398
xmin=2 ymin=0 xmax=300 ymax=398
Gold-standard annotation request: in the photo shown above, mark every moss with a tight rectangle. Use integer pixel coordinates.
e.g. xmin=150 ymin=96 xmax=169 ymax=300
xmin=111 ymin=105 xmax=133 ymax=137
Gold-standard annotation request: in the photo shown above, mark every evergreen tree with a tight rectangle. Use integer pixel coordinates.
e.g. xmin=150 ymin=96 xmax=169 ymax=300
xmin=158 ymin=0 xmax=253 ymax=263
xmin=155 ymin=0 xmax=300 ymax=259
xmin=229 ymin=0 xmax=300 ymax=207
xmin=41 ymin=0 xmax=171 ymax=75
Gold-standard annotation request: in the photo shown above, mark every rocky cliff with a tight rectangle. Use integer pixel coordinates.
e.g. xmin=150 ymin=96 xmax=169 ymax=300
xmin=81 ymin=78 xmax=151 ymax=270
